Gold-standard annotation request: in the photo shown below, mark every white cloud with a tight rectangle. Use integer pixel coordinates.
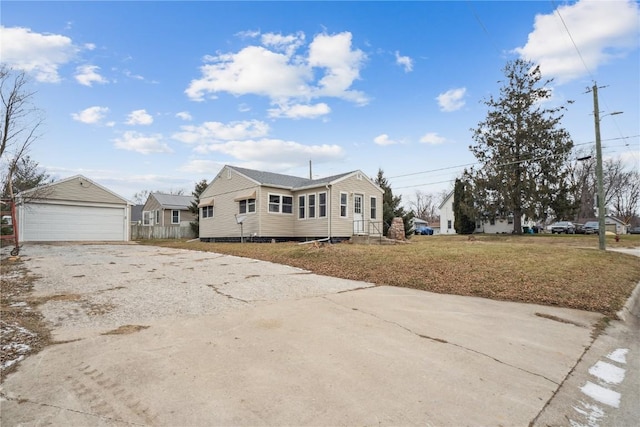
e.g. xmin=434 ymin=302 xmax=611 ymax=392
xmin=513 ymin=0 xmax=640 ymax=83
xmin=395 ymin=51 xmax=413 ymax=72
xmin=71 ymin=106 xmax=109 ymax=124
xmin=75 ymin=64 xmax=108 ymax=86
xmin=373 ymin=134 xmax=399 ymax=146
xmin=113 ymin=131 xmax=172 ymax=154
xmin=195 ymin=139 xmax=345 ymax=168
xmin=420 ymin=132 xmax=447 ymax=145
xmin=126 ymin=109 xmax=154 ymax=125
xmin=176 ymin=111 xmax=193 ymax=121
xmin=308 ymin=32 xmax=368 ymax=104
xmin=436 ymin=87 xmax=467 ymax=112
xmin=179 ymin=159 xmax=224 ymax=175
xmin=173 ymin=120 xmax=270 ymax=144
xmin=268 ymin=103 xmax=331 ymax=119
xmin=185 ymin=31 xmax=368 ymax=112
xmin=0 ymin=26 xmax=79 ymax=82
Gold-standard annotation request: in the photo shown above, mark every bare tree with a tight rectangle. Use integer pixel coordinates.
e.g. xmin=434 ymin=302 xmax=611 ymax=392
xmin=1 ymin=65 xmax=44 ymax=200
xmin=604 ymin=158 xmax=639 ymax=224
xmin=409 ymin=190 xmax=439 ymax=222
xmin=568 ymin=151 xmax=596 ymax=219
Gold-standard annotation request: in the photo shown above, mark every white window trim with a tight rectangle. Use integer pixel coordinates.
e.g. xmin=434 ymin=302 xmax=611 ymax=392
xmin=308 ymin=193 xmax=316 ymax=219
xmin=202 ymin=206 xmax=214 ymax=219
xmin=318 ymin=191 xmax=327 ymax=218
xmin=171 ymin=210 xmax=180 ymax=224
xmin=340 ymin=192 xmax=348 ymax=218
xmin=298 ymin=195 xmax=306 ymax=220
xmin=370 ymin=196 xmax=377 ymax=220
xmin=239 ymin=198 xmax=256 ymax=215
xmin=268 ymin=193 xmax=293 ymax=215
xmin=155 ymin=210 xmax=161 ymax=225
xmin=143 ymin=211 xmax=153 ymax=226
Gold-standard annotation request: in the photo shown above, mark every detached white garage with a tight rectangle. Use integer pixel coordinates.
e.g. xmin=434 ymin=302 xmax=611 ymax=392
xmin=18 ymin=175 xmax=131 ymax=242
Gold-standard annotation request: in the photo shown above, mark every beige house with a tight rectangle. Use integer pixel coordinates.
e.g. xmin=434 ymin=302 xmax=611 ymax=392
xmin=198 ymin=165 xmax=384 ymax=242
xmin=142 ymin=193 xmax=196 ymax=227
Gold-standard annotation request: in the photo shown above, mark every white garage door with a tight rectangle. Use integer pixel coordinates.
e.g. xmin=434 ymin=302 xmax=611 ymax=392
xmin=22 ymin=203 xmax=126 ymax=242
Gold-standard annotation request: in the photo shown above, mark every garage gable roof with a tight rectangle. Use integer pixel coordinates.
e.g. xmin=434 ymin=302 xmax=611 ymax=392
xmin=18 ymin=175 xmax=131 ymax=205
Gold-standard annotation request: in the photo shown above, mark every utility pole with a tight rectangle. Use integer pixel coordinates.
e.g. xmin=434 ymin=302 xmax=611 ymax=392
xmin=592 ymin=83 xmax=606 ymax=251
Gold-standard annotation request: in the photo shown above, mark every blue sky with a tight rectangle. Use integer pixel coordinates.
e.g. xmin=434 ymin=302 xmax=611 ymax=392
xmin=1 ymin=0 xmax=638 ymax=205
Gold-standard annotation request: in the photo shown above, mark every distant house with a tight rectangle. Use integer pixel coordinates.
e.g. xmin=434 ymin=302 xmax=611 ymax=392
xmin=141 ymin=193 xmax=196 ymax=227
xmin=130 ymin=205 xmax=144 ymax=225
xmin=438 ymin=192 xmax=457 ymax=234
xmin=198 ymin=165 xmax=384 ymax=242
xmin=578 ymin=216 xmax=629 ymax=235
xmin=438 ymin=190 xmax=524 ymax=234
xmin=17 ymin=175 xmax=131 ymax=242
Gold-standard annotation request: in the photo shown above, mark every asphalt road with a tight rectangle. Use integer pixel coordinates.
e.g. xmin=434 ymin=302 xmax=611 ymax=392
xmin=1 ymin=243 xmax=636 ymax=426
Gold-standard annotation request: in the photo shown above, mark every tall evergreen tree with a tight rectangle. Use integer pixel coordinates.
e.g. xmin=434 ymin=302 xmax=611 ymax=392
xmin=453 ymin=177 xmax=476 ymax=234
xmin=469 ymin=59 xmax=573 ymax=233
xmin=188 ymin=179 xmax=209 ymax=237
xmin=374 ymin=168 xmax=414 ymax=237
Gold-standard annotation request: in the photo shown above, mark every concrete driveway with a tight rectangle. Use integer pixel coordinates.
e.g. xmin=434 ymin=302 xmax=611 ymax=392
xmin=1 ymin=244 xmax=603 ymax=426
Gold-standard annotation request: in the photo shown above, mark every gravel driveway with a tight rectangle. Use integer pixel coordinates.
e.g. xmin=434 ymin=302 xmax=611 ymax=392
xmin=22 ymin=243 xmax=373 ymax=341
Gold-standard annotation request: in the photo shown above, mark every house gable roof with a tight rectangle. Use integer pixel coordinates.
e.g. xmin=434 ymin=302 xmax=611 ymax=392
xmin=227 ymin=165 xmax=377 ymax=192
xmin=438 ymin=190 xmax=454 ymax=209
xmin=151 ymin=193 xmax=194 ymax=210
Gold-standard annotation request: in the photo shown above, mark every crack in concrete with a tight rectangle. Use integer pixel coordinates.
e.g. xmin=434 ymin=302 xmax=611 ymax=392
xmin=325 ymin=296 xmax=560 ymax=386
xmin=206 ymin=284 xmax=249 ymax=303
xmin=0 ymin=392 xmax=148 ymax=426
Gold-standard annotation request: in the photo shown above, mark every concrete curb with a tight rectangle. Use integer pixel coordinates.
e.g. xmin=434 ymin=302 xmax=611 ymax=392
xmin=617 ymin=281 xmax=640 ymax=322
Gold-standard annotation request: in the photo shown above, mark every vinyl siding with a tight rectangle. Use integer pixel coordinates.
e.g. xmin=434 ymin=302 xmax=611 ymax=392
xmin=200 ymin=167 xmax=383 ymax=240
xmin=199 ymin=167 xmax=261 ymax=239
xmin=36 ymin=176 xmax=126 ymax=205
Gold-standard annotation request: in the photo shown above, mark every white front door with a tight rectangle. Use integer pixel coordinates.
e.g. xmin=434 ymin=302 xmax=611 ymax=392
xmin=353 ymin=194 xmax=364 ymax=234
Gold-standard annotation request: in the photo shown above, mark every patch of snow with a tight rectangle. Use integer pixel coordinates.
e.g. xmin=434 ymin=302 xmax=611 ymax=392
xmin=580 ymin=381 xmax=621 ymax=408
xmin=571 ymin=400 xmax=605 ymax=427
xmin=606 ymin=348 xmax=628 ymax=364
xmin=9 ymin=302 xmax=27 ymax=307
xmin=2 ymin=355 xmax=25 ymax=370
xmin=589 ymin=361 xmax=625 ymax=385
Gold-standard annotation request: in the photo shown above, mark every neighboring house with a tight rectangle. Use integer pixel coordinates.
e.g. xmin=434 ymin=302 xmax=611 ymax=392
xmin=130 ymin=205 xmax=144 ymax=225
xmin=438 ymin=191 xmax=457 ymax=234
xmin=430 ymin=221 xmax=441 ymax=235
xmin=198 ymin=165 xmax=384 ymax=242
xmin=577 ymin=216 xmax=629 ymax=235
xmin=141 ymin=193 xmax=196 ymax=227
xmin=17 ymin=175 xmax=131 ymax=242
xmin=438 ymin=190 xmax=525 ymax=234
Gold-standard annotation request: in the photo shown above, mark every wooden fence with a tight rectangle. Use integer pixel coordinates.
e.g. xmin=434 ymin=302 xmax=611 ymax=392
xmin=130 ymin=225 xmax=196 ymax=240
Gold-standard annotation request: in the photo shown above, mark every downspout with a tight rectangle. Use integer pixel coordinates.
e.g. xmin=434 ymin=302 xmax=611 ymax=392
xmin=326 ymin=184 xmax=331 ymax=242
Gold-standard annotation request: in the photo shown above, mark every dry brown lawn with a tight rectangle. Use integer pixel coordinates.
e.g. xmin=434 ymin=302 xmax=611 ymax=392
xmin=144 ymin=234 xmax=640 ymax=318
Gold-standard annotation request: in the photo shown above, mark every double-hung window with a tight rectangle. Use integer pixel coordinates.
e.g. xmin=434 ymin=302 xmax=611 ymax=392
xmin=370 ymin=197 xmax=377 ymax=220
xmin=171 ymin=210 xmax=180 ymax=224
xmin=340 ymin=193 xmax=348 ymax=217
xmin=239 ymin=198 xmax=256 ymax=214
xmin=318 ymin=192 xmax=327 ymax=218
xmin=202 ymin=206 xmax=213 ymax=218
xmin=308 ymin=194 xmax=316 ymax=218
xmin=269 ymin=194 xmax=293 ymax=214
xmin=298 ymin=195 xmax=305 ymax=219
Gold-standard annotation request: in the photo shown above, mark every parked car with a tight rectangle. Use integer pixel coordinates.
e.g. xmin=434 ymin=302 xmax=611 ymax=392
xmin=583 ymin=221 xmax=600 ymax=235
xmin=415 ymin=225 xmax=434 ymax=235
xmin=629 ymin=226 xmax=640 ymax=235
xmin=550 ymin=221 xmax=576 ymax=234
xmin=574 ymin=223 xmax=585 ymax=234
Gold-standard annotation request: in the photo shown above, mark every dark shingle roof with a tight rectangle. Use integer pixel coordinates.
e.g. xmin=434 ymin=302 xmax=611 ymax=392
xmin=228 ymin=165 xmax=355 ymax=190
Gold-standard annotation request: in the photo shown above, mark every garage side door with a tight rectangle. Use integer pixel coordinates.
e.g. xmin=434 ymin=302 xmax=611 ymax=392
xmin=22 ymin=203 xmax=126 ymax=242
